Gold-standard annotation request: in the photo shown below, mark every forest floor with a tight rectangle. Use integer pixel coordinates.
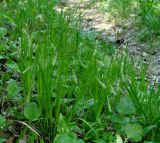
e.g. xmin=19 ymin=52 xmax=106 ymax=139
xmin=59 ymin=0 xmax=160 ymax=85
xmin=1 ymin=1 xmax=160 ymax=142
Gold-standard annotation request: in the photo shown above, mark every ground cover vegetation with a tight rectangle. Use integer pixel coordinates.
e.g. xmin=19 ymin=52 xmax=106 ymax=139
xmin=0 ymin=0 xmax=160 ymax=142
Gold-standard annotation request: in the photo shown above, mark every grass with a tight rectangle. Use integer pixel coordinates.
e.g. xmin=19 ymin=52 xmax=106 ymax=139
xmin=0 ymin=0 xmax=160 ymax=142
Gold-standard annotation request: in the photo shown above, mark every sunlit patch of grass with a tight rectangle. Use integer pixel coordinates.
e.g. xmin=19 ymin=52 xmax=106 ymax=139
xmin=100 ymin=0 xmax=160 ymax=42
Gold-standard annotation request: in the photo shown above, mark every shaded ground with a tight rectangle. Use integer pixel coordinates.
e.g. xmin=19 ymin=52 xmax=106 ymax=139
xmin=59 ymin=0 xmax=160 ymax=85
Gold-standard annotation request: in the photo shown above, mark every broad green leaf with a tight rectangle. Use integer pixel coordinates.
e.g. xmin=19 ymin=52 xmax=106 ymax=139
xmin=110 ymin=114 xmax=130 ymax=124
xmin=0 ymin=27 xmax=7 ymax=38
xmin=0 ymin=138 xmax=7 ymax=143
xmin=76 ymin=99 xmax=94 ymax=113
xmin=125 ymin=124 xmax=143 ymax=142
xmin=24 ymin=102 xmax=41 ymax=121
xmin=54 ymin=132 xmax=84 ymax=143
xmin=0 ymin=115 xmax=6 ymax=128
xmin=116 ymin=134 xmax=123 ymax=143
xmin=7 ymin=62 xmax=20 ymax=72
xmin=57 ymin=113 xmax=69 ymax=133
xmin=6 ymin=79 xmax=21 ymax=98
xmin=110 ymin=114 xmax=123 ymax=123
xmin=116 ymin=96 xmax=135 ymax=115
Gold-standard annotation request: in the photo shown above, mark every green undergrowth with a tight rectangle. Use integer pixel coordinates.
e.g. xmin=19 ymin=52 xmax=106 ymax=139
xmin=0 ymin=0 xmax=160 ymax=142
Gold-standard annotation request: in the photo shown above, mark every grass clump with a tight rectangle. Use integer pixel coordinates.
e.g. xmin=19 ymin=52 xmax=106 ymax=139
xmin=0 ymin=0 xmax=160 ymax=142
